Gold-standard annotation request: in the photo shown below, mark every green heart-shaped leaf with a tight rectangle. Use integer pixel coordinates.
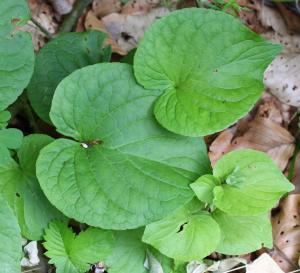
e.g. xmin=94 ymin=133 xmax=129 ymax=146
xmin=27 ymin=30 xmax=111 ymax=123
xmin=36 ymin=63 xmax=211 ymax=229
xmin=0 ymin=0 xmax=34 ymax=110
xmin=134 ymin=8 xmax=281 ymax=136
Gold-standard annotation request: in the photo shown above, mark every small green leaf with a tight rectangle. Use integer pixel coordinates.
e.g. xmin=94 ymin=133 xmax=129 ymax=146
xmin=44 ymin=222 xmax=147 ymax=273
xmin=134 ymin=8 xmax=281 ymax=136
xmin=37 ymin=63 xmax=211 ymax=229
xmin=0 ymin=128 xmax=23 ymax=149
xmin=0 ymin=0 xmax=34 ymax=110
xmin=213 ymin=149 xmax=294 ymax=216
xmin=27 ymin=30 xmax=111 ymax=123
xmin=142 ymin=200 xmax=220 ymax=262
xmin=212 ymin=210 xmax=272 ymax=254
xmin=0 ymin=111 xmax=11 ymax=129
xmin=190 ymin=174 xmax=220 ymax=204
xmin=0 ymin=134 xmax=65 ymax=240
xmin=0 ymin=196 xmax=22 ymax=273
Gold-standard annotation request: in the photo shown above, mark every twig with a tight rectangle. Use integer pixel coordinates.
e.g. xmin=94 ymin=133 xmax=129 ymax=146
xmin=59 ymin=0 xmax=93 ymax=33
xmin=21 ymin=267 xmax=41 ymax=273
xmin=30 ymin=17 xmax=53 ymax=39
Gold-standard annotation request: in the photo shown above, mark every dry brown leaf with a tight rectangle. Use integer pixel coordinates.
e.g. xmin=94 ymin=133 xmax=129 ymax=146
xmin=48 ymin=0 xmax=72 ymax=15
xmin=271 ymin=194 xmax=300 ymax=272
xmin=102 ymin=7 xmax=169 ymax=53
xmin=276 ymin=3 xmax=300 ymax=34
xmin=92 ymin=0 xmax=121 ymax=18
xmin=21 ymin=0 xmax=58 ymax=51
xmin=209 ymin=95 xmax=295 ymax=170
xmin=121 ymin=0 xmax=160 ymax=15
xmin=264 ymin=54 xmax=300 ymax=107
xmin=84 ymin=11 xmax=126 ymax=55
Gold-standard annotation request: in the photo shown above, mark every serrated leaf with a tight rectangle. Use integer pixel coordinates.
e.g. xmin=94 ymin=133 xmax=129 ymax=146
xmin=142 ymin=200 xmax=220 ymax=262
xmin=212 ymin=210 xmax=272 ymax=255
xmin=212 ymin=149 xmax=294 ymax=216
xmin=0 ymin=0 xmax=34 ymax=110
xmin=44 ymin=221 xmax=146 ymax=273
xmin=134 ymin=8 xmax=281 ymax=137
xmin=0 ymin=134 xmax=65 ymax=240
xmin=27 ymin=30 xmax=111 ymax=123
xmin=36 ymin=63 xmax=211 ymax=230
xmin=0 ymin=196 xmax=22 ymax=273
xmin=0 ymin=128 xmax=23 ymax=149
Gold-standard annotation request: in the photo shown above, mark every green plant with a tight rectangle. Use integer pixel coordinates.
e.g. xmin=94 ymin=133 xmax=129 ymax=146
xmin=0 ymin=1 xmax=294 ymax=272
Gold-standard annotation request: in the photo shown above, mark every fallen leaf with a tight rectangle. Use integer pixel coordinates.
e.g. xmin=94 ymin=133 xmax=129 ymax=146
xmin=92 ymin=0 xmax=122 ymax=18
xmin=48 ymin=0 xmax=72 ymax=15
xmin=264 ymin=54 xmax=300 ymax=107
xmin=246 ymin=253 xmax=284 ymax=273
xmin=258 ymin=3 xmax=300 ymax=108
xmin=271 ymin=194 xmax=300 ymax=272
xmin=209 ymin=95 xmax=295 ymax=171
xmin=84 ymin=10 xmax=126 ymax=55
xmin=102 ymin=7 xmax=169 ymax=53
xmin=187 ymin=257 xmax=247 ymax=273
xmin=121 ymin=0 xmax=160 ymax=15
xmin=276 ymin=3 xmax=300 ymax=34
xmin=22 ymin=0 xmax=58 ymax=51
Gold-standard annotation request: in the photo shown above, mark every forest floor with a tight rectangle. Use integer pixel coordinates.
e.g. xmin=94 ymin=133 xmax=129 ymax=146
xmin=21 ymin=0 xmax=300 ymax=272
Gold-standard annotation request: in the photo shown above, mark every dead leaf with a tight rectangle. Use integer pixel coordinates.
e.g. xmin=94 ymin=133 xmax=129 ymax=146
xmin=121 ymin=0 xmax=160 ymax=15
xmin=209 ymin=95 xmax=295 ymax=170
xmin=101 ymin=7 xmax=169 ymax=53
xmin=48 ymin=0 xmax=73 ymax=15
xmin=264 ymin=54 xmax=300 ymax=107
xmin=84 ymin=11 xmax=126 ymax=55
xmin=21 ymin=0 xmax=58 ymax=51
xmin=276 ymin=3 xmax=300 ymax=34
xmin=92 ymin=0 xmax=121 ymax=18
xmin=246 ymin=253 xmax=284 ymax=273
xmin=271 ymin=194 xmax=300 ymax=272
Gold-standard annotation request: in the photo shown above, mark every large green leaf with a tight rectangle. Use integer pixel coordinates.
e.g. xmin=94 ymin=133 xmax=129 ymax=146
xmin=36 ymin=63 xmax=210 ymax=230
xmin=0 ymin=134 xmax=65 ymax=240
xmin=27 ymin=30 xmax=111 ymax=123
xmin=0 ymin=0 xmax=34 ymax=110
xmin=212 ymin=149 xmax=294 ymax=216
xmin=212 ymin=210 xmax=272 ymax=255
xmin=142 ymin=200 xmax=220 ymax=262
xmin=134 ymin=8 xmax=281 ymax=136
xmin=44 ymin=221 xmax=146 ymax=273
xmin=0 ymin=196 xmax=22 ymax=273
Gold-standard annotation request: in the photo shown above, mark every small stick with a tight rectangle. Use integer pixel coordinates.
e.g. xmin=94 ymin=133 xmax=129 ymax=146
xmin=59 ymin=0 xmax=93 ymax=33
xmin=30 ymin=17 xmax=53 ymax=39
